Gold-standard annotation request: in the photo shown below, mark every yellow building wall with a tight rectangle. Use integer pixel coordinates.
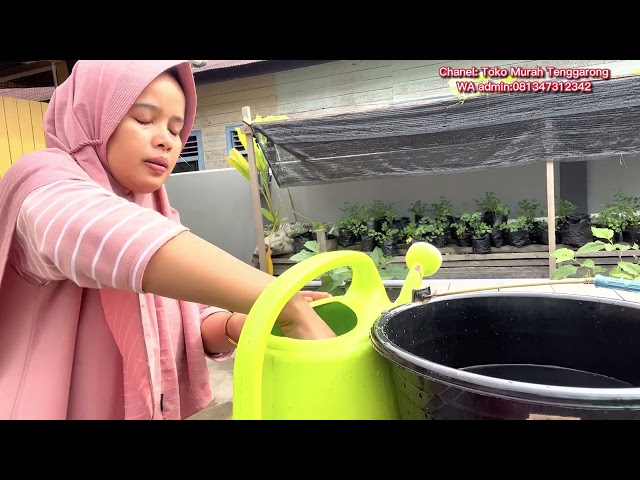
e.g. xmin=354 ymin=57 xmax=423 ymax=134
xmin=0 ymin=96 xmax=48 ymax=178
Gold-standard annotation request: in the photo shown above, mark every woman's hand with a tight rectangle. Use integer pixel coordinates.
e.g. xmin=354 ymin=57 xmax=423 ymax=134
xmin=205 ymin=289 xmax=335 ymax=353
xmin=276 ymin=291 xmax=336 ymax=340
xmin=299 ymin=290 xmax=332 ymax=303
xmin=235 ymin=290 xmax=335 ymax=342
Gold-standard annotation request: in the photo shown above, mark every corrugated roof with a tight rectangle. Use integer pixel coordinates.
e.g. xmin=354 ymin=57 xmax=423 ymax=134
xmin=0 ymin=86 xmax=54 ymax=102
xmin=191 ymin=60 xmax=267 ymax=73
xmin=0 ymin=61 xmax=268 ymax=101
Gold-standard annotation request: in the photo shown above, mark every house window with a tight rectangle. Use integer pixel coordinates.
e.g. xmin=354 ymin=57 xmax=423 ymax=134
xmin=173 ymin=130 xmax=204 ymax=174
xmin=225 ymin=125 xmax=248 ymax=159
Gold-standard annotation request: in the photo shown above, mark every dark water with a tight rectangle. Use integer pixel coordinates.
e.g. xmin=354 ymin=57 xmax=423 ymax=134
xmin=460 ymin=364 xmax=634 ymax=388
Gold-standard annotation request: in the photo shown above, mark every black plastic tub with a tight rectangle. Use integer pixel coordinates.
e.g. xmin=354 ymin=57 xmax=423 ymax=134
xmin=370 ymin=292 xmax=640 ymax=420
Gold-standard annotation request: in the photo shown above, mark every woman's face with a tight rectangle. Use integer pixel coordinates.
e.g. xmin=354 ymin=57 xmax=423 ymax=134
xmin=106 ymin=72 xmax=186 ymax=194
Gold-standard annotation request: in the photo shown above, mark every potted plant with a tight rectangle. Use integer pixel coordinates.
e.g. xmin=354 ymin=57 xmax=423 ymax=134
xmin=505 ymin=216 xmax=531 ymax=247
xmin=367 ymin=200 xmax=396 ymax=233
xmin=455 ymin=212 xmax=475 ymax=247
xmin=289 ymin=223 xmax=311 ymax=253
xmin=430 ymin=197 xmax=454 ymax=240
xmin=517 ymin=198 xmax=541 ymax=244
xmin=372 ymin=222 xmax=400 ymax=256
xmin=424 ymin=219 xmax=448 ymax=248
xmin=475 ymin=192 xmax=496 ymax=226
xmin=556 ymin=197 xmax=592 ymax=247
xmin=612 ymin=192 xmax=640 ymax=244
xmin=466 ymin=212 xmax=492 ymax=254
xmin=337 ymin=201 xmax=367 ymax=247
xmin=592 ymin=204 xmax=625 ymax=243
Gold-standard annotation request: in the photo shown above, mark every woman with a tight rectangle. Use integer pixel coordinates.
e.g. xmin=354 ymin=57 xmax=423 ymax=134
xmin=0 ymin=60 xmax=335 ymax=420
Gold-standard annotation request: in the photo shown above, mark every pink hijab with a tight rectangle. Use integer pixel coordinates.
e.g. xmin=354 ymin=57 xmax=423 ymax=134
xmin=0 ymin=60 xmax=211 ymax=419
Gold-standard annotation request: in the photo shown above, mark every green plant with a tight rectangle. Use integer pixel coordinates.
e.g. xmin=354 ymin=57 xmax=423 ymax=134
xmin=289 ymin=242 xmax=409 ymax=295
xmin=424 ymin=220 xmax=448 ymax=241
xmin=556 ymin=197 xmax=577 ymax=219
xmin=430 ymin=197 xmax=453 ymax=222
xmin=453 ymin=218 xmax=470 ymax=237
xmin=592 ymin=206 xmax=625 ymax=234
xmin=409 ymin=200 xmax=427 ymax=217
xmin=474 ymin=192 xmax=510 ymax=223
xmin=464 ymin=212 xmax=491 ymax=237
xmin=612 ymin=192 xmax=640 ymax=229
xmin=504 ymin=216 xmax=530 ymax=233
xmin=473 ymin=223 xmax=492 ymax=236
xmin=369 ymin=200 xmax=396 ymax=223
xmin=404 ymin=218 xmax=432 ymax=243
xmin=475 ymin=192 xmax=496 ymax=212
xmin=518 ymin=199 xmax=540 ymax=222
xmin=226 ymin=116 xmax=289 ymax=237
xmin=337 ymin=202 xmax=368 ymax=233
xmin=550 ymin=227 xmax=640 ymax=280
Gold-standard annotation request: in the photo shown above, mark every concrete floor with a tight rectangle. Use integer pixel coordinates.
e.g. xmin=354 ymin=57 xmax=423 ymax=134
xmin=187 ymin=278 xmax=640 ymax=420
xmin=187 ymin=356 xmax=235 ymax=420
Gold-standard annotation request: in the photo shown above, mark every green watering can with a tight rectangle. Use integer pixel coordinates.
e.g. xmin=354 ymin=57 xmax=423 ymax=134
xmin=232 ymin=242 xmax=443 ymax=420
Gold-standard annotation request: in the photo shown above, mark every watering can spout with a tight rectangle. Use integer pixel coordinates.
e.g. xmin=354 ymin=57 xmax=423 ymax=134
xmin=394 ymin=242 xmax=443 ymax=306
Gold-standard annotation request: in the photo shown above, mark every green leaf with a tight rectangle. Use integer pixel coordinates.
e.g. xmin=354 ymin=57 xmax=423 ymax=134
xmin=575 ymin=241 xmax=606 ymax=255
xmin=289 ymin=250 xmax=315 ymax=262
xmin=369 ymin=247 xmax=383 ymax=265
xmin=261 ymin=208 xmax=274 ymax=222
xmin=591 ymin=266 xmax=606 ymax=274
xmin=332 ymin=266 xmax=351 ymax=275
xmin=614 ymin=244 xmax=631 ymax=252
xmin=591 ymin=227 xmax=613 ymax=240
xmin=381 ymin=265 xmax=410 ymax=280
xmin=379 ymin=270 xmax=395 ymax=280
xmin=550 ymin=248 xmax=575 ymax=263
xmin=610 ymin=265 xmax=635 ymax=280
xmin=551 ymin=264 xmax=578 ymax=279
xmin=320 ymin=271 xmax=351 ymax=293
xmin=604 ymin=244 xmax=616 ymax=251
xmin=581 ymin=259 xmax=596 ymax=269
xmin=304 ymin=240 xmax=320 ymax=253
xmin=618 ymin=261 xmax=640 ymax=277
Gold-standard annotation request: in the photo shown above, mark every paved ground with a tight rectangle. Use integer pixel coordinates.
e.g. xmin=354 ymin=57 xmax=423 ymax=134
xmin=187 ymin=356 xmax=235 ymax=420
xmin=188 ymin=277 xmax=640 ymax=420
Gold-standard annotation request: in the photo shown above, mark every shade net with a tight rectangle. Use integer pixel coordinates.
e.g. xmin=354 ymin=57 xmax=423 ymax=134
xmin=252 ymin=75 xmax=640 ymax=188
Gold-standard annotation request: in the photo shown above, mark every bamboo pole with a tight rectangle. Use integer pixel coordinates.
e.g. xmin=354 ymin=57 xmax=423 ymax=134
xmin=424 ymin=277 xmax=594 ymax=301
xmin=546 ymin=158 xmax=556 ymax=278
xmin=241 ymin=106 xmax=267 ymax=272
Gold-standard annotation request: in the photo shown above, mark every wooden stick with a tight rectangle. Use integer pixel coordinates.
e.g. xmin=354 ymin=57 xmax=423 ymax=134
xmin=430 ymin=277 xmax=594 ymax=299
xmin=241 ymin=106 xmax=267 ymax=272
xmin=546 ymin=156 xmax=556 ymax=278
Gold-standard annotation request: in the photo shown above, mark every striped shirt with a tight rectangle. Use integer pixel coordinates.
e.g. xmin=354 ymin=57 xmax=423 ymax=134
xmin=12 ymin=179 xmax=186 ymax=291
xmin=10 ymin=178 xmax=227 ymax=419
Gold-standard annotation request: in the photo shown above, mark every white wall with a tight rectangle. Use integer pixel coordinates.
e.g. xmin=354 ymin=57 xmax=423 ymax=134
xmin=274 ymin=162 xmax=561 ymax=224
xmin=587 ymin=155 xmax=640 ymax=212
xmin=163 ymin=160 xmax=638 ymax=265
xmin=164 ymin=168 xmax=257 ymax=264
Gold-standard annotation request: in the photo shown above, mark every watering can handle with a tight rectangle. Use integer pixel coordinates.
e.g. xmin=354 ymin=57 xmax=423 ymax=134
xmin=232 ymin=249 xmax=386 ymax=420
xmin=232 ymin=243 xmax=442 ymax=420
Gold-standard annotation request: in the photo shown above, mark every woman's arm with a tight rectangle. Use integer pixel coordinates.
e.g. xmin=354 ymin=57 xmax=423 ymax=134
xmin=199 ymin=289 xmax=332 ymax=354
xmin=15 ymin=179 xmax=335 ymax=341
xmin=142 ymin=231 xmax=336 ymax=340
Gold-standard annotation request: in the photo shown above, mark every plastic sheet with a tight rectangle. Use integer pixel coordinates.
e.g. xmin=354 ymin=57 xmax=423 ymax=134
xmin=252 ymin=76 xmax=640 ymax=188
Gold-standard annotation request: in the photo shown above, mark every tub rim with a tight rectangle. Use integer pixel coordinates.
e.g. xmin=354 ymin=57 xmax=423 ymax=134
xmin=370 ymin=291 xmax=640 ymax=409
